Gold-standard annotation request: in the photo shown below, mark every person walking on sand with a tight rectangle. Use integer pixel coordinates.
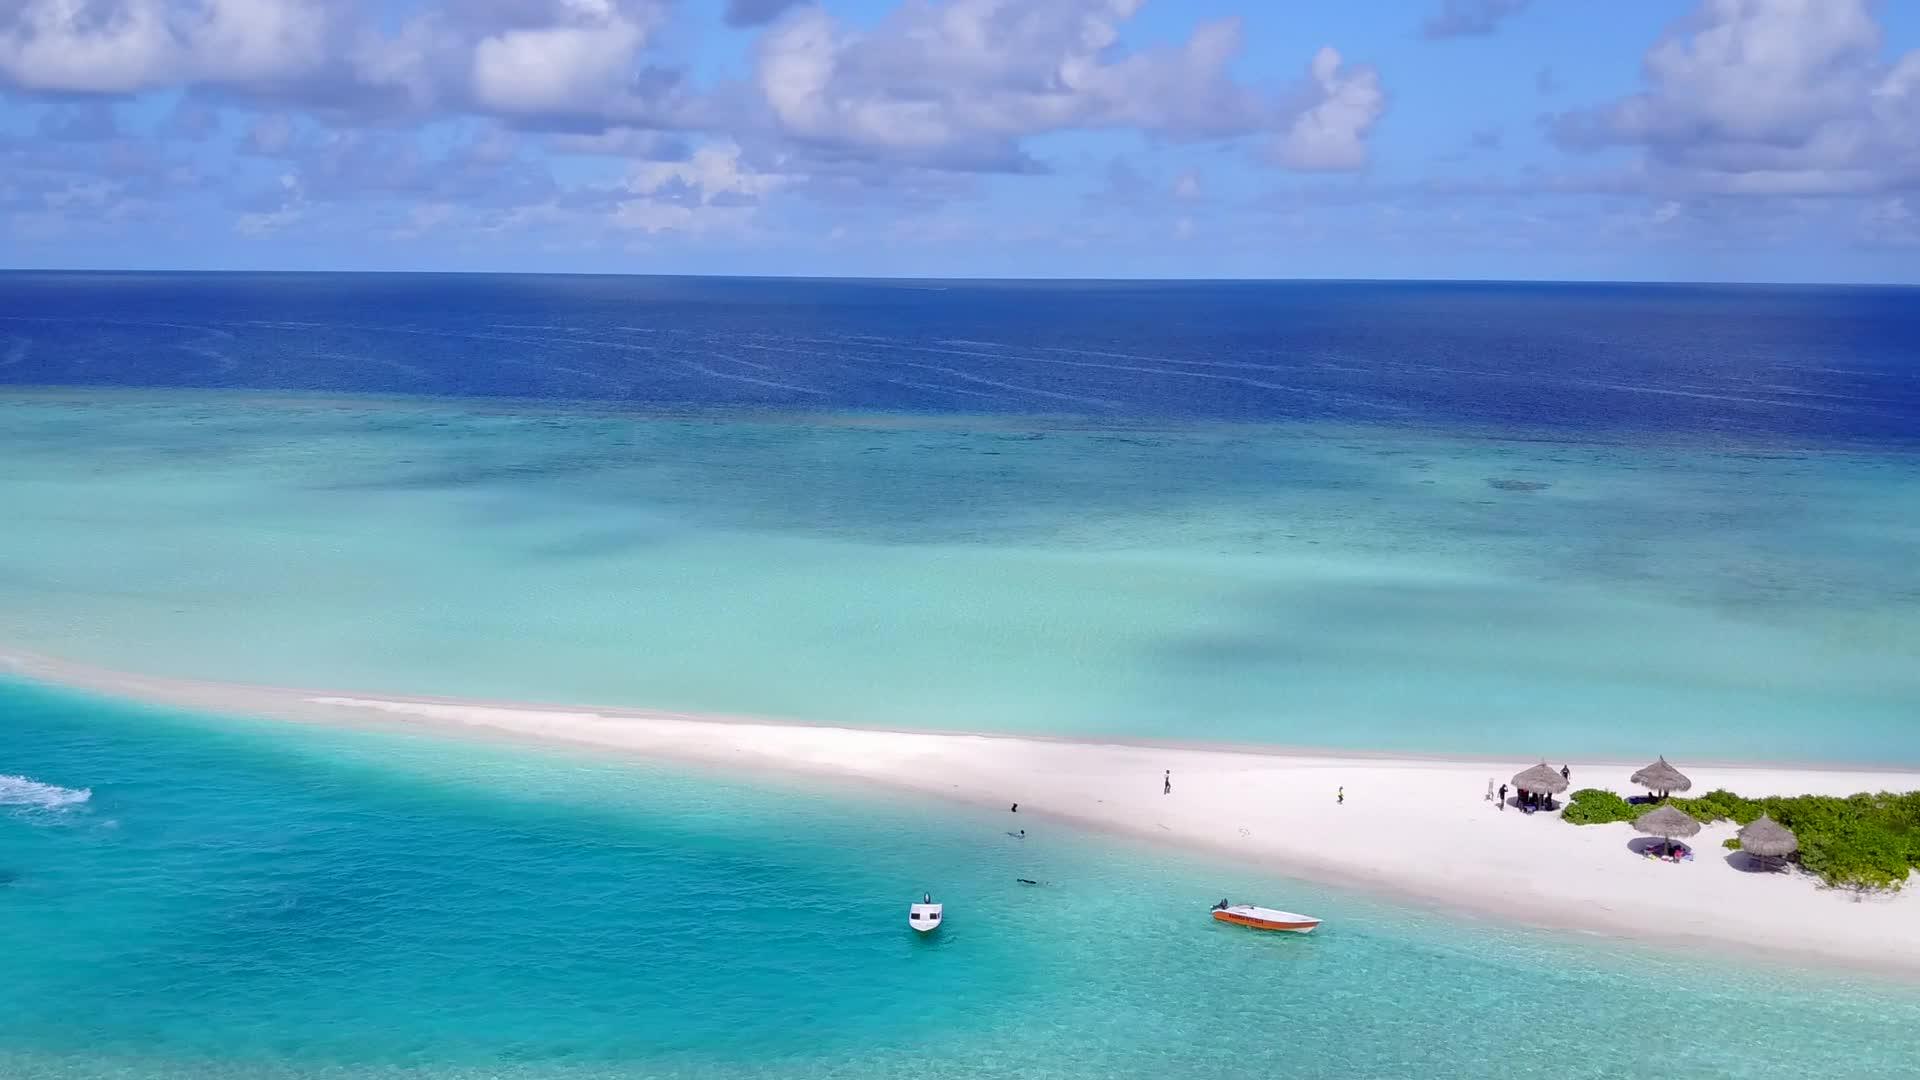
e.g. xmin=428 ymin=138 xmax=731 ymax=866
xmin=1337 ymin=786 xmax=1344 ymax=805
xmin=1498 ymin=783 xmax=1508 ymax=810
xmin=1561 ymin=764 xmax=1571 ymax=784
xmin=1163 ymin=770 xmax=1171 ymax=795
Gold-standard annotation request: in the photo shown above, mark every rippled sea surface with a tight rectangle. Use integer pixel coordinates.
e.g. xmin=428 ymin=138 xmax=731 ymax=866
xmin=5 ymin=273 xmax=1917 ymax=439
xmin=5 ymin=680 xmax=1920 ymax=1080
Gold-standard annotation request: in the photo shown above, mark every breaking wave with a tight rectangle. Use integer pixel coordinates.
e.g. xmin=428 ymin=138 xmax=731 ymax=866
xmin=0 ymin=774 xmax=92 ymax=812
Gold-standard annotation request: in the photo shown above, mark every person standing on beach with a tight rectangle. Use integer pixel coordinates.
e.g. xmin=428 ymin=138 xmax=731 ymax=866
xmin=1561 ymin=764 xmax=1571 ymax=784
xmin=1163 ymin=770 xmax=1171 ymax=795
xmin=1337 ymin=786 xmax=1344 ymax=805
xmin=1498 ymin=783 xmax=1508 ymax=810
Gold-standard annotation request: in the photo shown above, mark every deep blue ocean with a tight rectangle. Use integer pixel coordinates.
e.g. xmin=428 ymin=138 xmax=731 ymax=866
xmin=4 ymin=272 xmax=1918 ymax=441
xmin=3 ymin=273 xmax=1920 ymax=1076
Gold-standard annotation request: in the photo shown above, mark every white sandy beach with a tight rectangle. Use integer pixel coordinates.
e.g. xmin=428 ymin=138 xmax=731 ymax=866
xmin=7 ymin=648 xmax=1919 ymax=977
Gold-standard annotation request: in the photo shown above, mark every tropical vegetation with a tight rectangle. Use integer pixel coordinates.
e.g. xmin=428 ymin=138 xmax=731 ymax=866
xmin=1561 ymin=787 xmax=1920 ymax=893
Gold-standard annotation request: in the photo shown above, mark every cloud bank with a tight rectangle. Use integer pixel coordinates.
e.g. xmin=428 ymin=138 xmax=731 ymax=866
xmin=1 ymin=0 xmax=1914 ymax=278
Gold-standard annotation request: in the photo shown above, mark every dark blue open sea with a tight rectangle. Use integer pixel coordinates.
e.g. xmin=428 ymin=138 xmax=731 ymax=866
xmin=5 ymin=273 xmax=1918 ymax=439
xmin=3 ymin=273 xmax=1919 ymax=1078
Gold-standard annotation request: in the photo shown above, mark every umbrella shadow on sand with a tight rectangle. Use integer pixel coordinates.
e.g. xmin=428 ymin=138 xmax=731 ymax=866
xmin=1724 ymin=850 xmax=1789 ymax=873
xmin=1627 ymin=837 xmax=1685 ymax=857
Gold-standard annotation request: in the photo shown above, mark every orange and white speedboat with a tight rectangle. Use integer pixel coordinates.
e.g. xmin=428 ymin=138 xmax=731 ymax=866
xmin=1210 ymin=899 xmax=1320 ymax=934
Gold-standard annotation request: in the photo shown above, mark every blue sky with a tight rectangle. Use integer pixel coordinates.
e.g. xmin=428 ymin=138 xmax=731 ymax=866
xmin=2 ymin=0 xmax=1918 ymax=281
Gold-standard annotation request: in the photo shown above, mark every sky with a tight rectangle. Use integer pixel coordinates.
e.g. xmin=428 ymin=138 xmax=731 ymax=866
xmin=1 ymin=0 xmax=1918 ymax=282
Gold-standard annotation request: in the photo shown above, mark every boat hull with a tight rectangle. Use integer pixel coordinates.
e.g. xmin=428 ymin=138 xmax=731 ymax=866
xmin=1212 ymin=909 xmax=1319 ymax=934
xmin=909 ymin=903 xmax=944 ymax=932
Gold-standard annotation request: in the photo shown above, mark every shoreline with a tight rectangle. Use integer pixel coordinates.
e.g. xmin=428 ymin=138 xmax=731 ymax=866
xmin=7 ymin=648 xmax=1920 ymax=979
xmin=5 ymin=647 xmax=1916 ymax=775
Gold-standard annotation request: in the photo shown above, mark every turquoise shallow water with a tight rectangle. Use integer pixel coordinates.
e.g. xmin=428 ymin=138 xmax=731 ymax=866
xmin=3 ymin=392 xmax=1917 ymax=762
xmin=5 ymin=678 xmax=1920 ymax=1080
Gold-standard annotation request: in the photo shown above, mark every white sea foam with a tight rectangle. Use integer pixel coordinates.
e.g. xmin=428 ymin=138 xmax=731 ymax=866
xmin=0 ymin=774 xmax=92 ymax=812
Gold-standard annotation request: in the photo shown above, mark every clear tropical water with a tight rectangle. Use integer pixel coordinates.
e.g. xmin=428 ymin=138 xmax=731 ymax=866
xmin=5 ymin=678 xmax=1920 ymax=1080
xmin=2 ymin=387 xmax=1917 ymax=760
xmin=3 ymin=274 xmax=1920 ymax=761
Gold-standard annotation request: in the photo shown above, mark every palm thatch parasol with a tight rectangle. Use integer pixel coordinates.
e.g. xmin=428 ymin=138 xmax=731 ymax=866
xmin=1630 ymin=756 xmax=1693 ymax=798
xmin=1512 ymin=762 xmax=1569 ymax=795
xmin=1635 ymin=804 xmax=1701 ymax=857
xmin=1737 ymin=815 xmax=1797 ymax=869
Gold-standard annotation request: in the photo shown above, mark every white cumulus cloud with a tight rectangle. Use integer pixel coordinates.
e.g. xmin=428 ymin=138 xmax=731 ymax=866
xmin=1553 ymin=0 xmax=1920 ymax=195
xmin=610 ymin=142 xmax=791 ymax=234
xmin=0 ymin=1 xmax=682 ymax=131
xmin=470 ymin=0 xmax=660 ymax=117
xmin=753 ymin=0 xmax=1378 ymax=172
xmin=1274 ymin=47 xmax=1385 ymax=171
xmin=0 ymin=0 xmax=334 ymax=94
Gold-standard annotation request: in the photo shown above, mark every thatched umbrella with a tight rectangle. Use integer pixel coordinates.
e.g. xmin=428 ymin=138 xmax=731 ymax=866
xmin=1511 ymin=762 xmax=1569 ymax=811
xmin=1630 ymin=756 xmax=1693 ymax=799
xmin=1634 ymin=804 xmax=1701 ymax=858
xmin=1737 ymin=814 xmax=1797 ymax=870
xmin=1512 ymin=762 xmax=1568 ymax=794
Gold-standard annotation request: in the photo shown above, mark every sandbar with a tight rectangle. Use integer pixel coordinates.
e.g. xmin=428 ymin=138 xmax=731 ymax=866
xmin=6 ymin=647 xmax=1918 ymax=977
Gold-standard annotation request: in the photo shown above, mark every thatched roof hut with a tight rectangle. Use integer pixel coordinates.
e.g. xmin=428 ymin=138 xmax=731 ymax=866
xmin=1512 ymin=762 xmax=1569 ymax=794
xmin=1634 ymin=805 xmax=1701 ymax=856
xmin=1738 ymin=815 xmax=1798 ymax=859
xmin=1630 ymin=756 xmax=1692 ymax=797
xmin=1635 ymin=805 xmax=1701 ymax=839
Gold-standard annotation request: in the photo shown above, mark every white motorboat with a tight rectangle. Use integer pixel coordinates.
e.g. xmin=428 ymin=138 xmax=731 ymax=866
xmin=909 ymin=893 xmax=944 ymax=933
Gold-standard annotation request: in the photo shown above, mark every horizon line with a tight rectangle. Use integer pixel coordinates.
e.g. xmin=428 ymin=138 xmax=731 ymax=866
xmin=3 ymin=266 xmax=1917 ymax=290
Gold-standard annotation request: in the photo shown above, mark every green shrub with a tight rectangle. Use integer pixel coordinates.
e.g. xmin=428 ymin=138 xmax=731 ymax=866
xmin=1681 ymin=789 xmax=1752 ymax=823
xmin=1723 ymin=838 xmax=1741 ymax=850
xmin=1562 ymin=786 xmax=1920 ymax=892
xmin=1562 ymin=788 xmax=1650 ymax=825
